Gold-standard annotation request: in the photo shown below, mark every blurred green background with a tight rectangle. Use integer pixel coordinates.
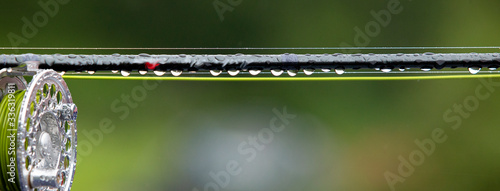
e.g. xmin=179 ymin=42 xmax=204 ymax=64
xmin=2 ymin=0 xmax=500 ymax=190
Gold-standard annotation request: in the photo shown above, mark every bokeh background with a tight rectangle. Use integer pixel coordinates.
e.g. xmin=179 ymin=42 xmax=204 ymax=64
xmin=2 ymin=0 xmax=500 ymax=190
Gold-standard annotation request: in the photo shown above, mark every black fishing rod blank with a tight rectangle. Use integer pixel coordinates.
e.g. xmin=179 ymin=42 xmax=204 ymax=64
xmin=1 ymin=53 xmax=499 ymax=76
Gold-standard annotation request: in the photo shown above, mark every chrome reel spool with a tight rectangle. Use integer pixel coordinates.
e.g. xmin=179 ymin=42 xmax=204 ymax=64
xmin=1 ymin=68 xmax=78 ymax=191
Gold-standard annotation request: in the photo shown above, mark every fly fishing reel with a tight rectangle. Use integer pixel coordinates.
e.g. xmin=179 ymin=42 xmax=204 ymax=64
xmin=0 ymin=58 xmax=77 ymax=191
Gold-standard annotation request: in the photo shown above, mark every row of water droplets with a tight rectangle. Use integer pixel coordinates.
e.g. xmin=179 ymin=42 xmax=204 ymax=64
xmin=77 ymin=66 xmax=494 ymax=77
xmin=87 ymin=68 xmax=344 ymax=77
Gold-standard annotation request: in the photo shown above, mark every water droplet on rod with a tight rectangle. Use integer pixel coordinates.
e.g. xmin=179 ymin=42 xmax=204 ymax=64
xmin=87 ymin=71 xmax=95 ymax=75
xmin=228 ymin=70 xmax=240 ymax=76
xmin=335 ymin=68 xmax=345 ymax=75
xmin=271 ymin=69 xmax=284 ymax=76
xmin=138 ymin=70 xmax=148 ymax=75
xmin=468 ymin=67 xmax=481 ymax=74
xmin=321 ymin=68 xmax=331 ymax=72
xmin=171 ymin=70 xmax=182 ymax=76
xmin=303 ymin=69 xmax=315 ymax=75
xmin=210 ymin=70 xmax=222 ymax=76
xmin=249 ymin=70 xmax=261 ymax=76
xmin=287 ymin=70 xmax=298 ymax=76
xmin=381 ymin=68 xmax=392 ymax=73
xmin=120 ymin=70 xmax=131 ymax=77
xmin=154 ymin=71 xmax=166 ymax=76
xmin=421 ymin=67 xmax=432 ymax=72
xmin=112 ymin=70 xmax=119 ymax=74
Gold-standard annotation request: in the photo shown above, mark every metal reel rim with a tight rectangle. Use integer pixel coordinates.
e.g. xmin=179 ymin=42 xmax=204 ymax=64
xmin=16 ymin=70 xmax=77 ymax=191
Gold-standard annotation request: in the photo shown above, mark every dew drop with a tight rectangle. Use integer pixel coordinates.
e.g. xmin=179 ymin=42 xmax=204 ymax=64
xmin=210 ymin=70 xmax=222 ymax=76
xmin=120 ymin=70 xmax=131 ymax=77
xmin=321 ymin=68 xmax=331 ymax=72
xmin=303 ymin=69 xmax=315 ymax=75
xmin=421 ymin=67 xmax=432 ymax=72
xmin=488 ymin=67 xmax=497 ymax=71
xmin=468 ymin=67 xmax=481 ymax=75
xmin=381 ymin=68 xmax=392 ymax=73
xmin=111 ymin=70 xmax=119 ymax=74
xmin=335 ymin=68 xmax=345 ymax=75
xmin=271 ymin=69 xmax=284 ymax=76
xmin=228 ymin=70 xmax=240 ymax=76
xmin=138 ymin=70 xmax=147 ymax=75
xmin=87 ymin=71 xmax=95 ymax=75
xmin=249 ymin=70 xmax=261 ymax=76
xmin=171 ymin=70 xmax=182 ymax=76
xmin=287 ymin=70 xmax=297 ymax=76
xmin=154 ymin=71 xmax=166 ymax=76
xmin=399 ymin=68 xmax=405 ymax=72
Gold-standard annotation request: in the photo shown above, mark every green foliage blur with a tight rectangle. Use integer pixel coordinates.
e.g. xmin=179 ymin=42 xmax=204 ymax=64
xmin=1 ymin=0 xmax=500 ymax=190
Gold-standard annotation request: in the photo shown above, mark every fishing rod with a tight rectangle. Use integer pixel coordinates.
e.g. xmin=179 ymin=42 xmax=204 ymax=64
xmin=1 ymin=50 xmax=500 ymax=191
xmin=1 ymin=52 xmax=499 ymax=75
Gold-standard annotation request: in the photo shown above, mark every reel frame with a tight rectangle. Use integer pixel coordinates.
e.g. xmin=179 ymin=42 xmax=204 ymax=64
xmin=1 ymin=62 xmax=77 ymax=191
